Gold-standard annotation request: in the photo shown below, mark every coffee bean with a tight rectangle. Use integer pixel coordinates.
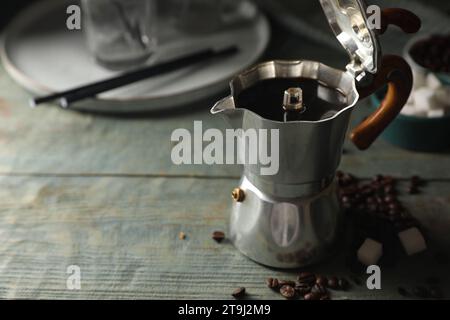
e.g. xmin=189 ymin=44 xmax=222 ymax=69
xmin=344 ymin=173 xmax=356 ymax=183
xmin=278 ymin=280 xmax=296 ymax=287
xmin=304 ymin=292 xmax=321 ymax=301
xmin=338 ymin=278 xmax=350 ymax=291
xmin=212 ymin=231 xmax=225 ymax=243
xmin=297 ymin=272 xmax=316 ymax=285
xmin=411 ymin=35 xmax=450 ymax=72
xmin=280 ymin=285 xmax=296 ymax=299
xmin=411 ymin=175 xmax=421 ymax=186
xmin=384 ymin=187 xmax=396 ymax=196
xmin=316 ymin=275 xmax=328 ymax=286
xmin=384 ymin=195 xmax=396 ymax=204
xmin=383 ymin=176 xmax=395 ymax=186
xmin=294 ymin=282 xmax=312 ymax=295
xmin=341 ymin=196 xmax=351 ymax=204
xmin=266 ymin=277 xmax=279 ymax=289
xmin=412 ymin=286 xmax=429 ymax=299
xmin=327 ymin=276 xmax=339 ymax=289
xmin=311 ymin=283 xmax=328 ymax=295
xmin=374 ymin=175 xmax=384 ymax=183
xmin=398 ymin=287 xmax=410 ymax=297
xmin=232 ymin=287 xmax=246 ymax=299
xmin=388 ymin=202 xmax=402 ymax=212
xmin=361 ymin=186 xmax=374 ymax=196
xmin=376 ymin=196 xmax=385 ymax=205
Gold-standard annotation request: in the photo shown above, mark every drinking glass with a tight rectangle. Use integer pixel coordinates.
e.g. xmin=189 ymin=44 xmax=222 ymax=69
xmin=82 ymin=0 xmax=158 ymax=70
xmin=170 ymin=0 xmax=253 ymax=34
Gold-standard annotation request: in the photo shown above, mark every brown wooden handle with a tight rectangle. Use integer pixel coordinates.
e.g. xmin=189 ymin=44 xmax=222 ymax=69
xmin=351 ymin=55 xmax=413 ymax=150
xmin=379 ymin=8 xmax=422 ymax=35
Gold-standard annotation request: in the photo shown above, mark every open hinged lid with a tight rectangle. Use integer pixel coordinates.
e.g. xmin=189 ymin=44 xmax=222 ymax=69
xmin=319 ymin=0 xmax=381 ymax=81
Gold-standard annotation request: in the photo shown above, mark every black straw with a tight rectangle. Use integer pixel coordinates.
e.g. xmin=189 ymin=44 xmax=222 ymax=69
xmin=30 ymin=46 xmax=239 ymax=108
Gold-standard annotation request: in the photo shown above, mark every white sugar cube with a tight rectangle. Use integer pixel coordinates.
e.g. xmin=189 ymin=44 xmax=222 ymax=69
xmin=414 ymin=87 xmax=439 ymax=112
xmin=430 ymin=95 xmax=447 ymax=111
xmin=426 ymin=73 xmax=443 ymax=90
xmin=412 ymin=70 xmax=427 ymax=90
xmin=428 ymin=109 xmax=445 ymax=118
xmin=357 ymin=238 xmax=383 ymax=266
xmin=401 ymin=109 xmax=419 ymax=117
xmin=401 ymin=103 xmax=418 ymax=117
xmin=434 ymin=87 xmax=450 ymax=108
xmin=398 ymin=227 xmax=427 ymax=256
xmin=407 ymin=94 xmax=415 ymax=106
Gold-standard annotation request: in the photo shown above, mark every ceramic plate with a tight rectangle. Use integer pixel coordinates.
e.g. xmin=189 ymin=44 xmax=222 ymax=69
xmin=1 ymin=0 xmax=270 ymax=113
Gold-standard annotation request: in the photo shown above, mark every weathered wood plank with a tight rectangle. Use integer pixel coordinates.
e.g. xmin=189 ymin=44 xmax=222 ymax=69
xmin=0 ymin=175 xmax=448 ymax=299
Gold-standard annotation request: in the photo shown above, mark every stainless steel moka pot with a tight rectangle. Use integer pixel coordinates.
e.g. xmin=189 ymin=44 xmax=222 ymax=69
xmin=211 ymin=0 xmax=420 ymax=268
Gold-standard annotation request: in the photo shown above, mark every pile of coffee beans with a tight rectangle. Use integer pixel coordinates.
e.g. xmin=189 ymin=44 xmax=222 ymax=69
xmin=408 ymin=176 xmax=422 ymax=195
xmin=337 ymin=172 xmax=422 ymax=233
xmin=228 ymin=173 xmax=447 ymax=300
xmin=337 ymin=172 xmax=426 ymax=272
xmin=266 ymin=273 xmax=350 ymax=300
xmin=409 ymin=34 xmax=450 ymax=73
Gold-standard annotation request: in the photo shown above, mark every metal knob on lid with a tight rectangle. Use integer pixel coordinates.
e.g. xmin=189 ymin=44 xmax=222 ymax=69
xmin=283 ymin=87 xmax=304 ymax=112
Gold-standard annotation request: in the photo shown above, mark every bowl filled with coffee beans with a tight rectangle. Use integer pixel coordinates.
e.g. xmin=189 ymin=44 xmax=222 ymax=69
xmin=370 ymin=33 xmax=450 ymax=152
xmin=407 ymin=33 xmax=450 ymax=86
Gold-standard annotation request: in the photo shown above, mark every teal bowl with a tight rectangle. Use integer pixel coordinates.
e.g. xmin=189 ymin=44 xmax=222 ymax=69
xmin=436 ymin=73 xmax=450 ymax=86
xmin=370 ymin=92 xmax=450 ymax=152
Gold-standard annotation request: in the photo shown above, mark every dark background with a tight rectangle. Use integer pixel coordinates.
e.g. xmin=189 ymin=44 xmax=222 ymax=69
xmin=0 ymin=0 xmax=34 ymax=29
xmin=2 ymin=0 xmax=449 ymax=31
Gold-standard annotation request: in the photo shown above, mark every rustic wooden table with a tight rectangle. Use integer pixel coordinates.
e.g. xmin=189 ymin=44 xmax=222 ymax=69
xmin=0 ymin=2 xmax=449 ymax=300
